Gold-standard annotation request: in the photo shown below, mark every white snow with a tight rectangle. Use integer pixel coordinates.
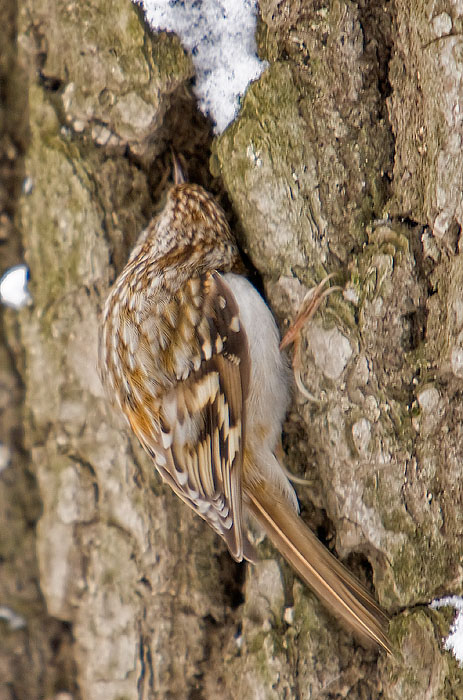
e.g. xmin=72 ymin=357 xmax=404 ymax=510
xmin=136 ymin=0 xmax=267 ymax=133
xmin=0 ymin=264 xmax=31 ymax=309
xmin=0 ymin=443 xmax=11 ymax=473
xmin=430 ymin=596 xmax=463 ymax=665
xmin=0 ymin=606 xmax=26 ymax=630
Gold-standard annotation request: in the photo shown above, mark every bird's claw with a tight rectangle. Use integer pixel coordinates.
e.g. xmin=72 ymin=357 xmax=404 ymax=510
xmin=280 ymin=275 xmax=341 ymax=402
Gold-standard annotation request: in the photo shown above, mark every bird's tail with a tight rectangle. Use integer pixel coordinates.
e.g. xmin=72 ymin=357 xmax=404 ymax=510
xmin=247 ymin=484 xmax=392 ymax=654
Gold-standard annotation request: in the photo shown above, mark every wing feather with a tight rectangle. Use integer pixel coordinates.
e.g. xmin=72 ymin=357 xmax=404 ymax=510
xmin=125 ymin=271 xmax=254 ymax=561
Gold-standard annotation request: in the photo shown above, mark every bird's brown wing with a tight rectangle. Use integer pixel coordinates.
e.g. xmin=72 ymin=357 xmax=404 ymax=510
xmin=128 ymin=271 xmax=254 ymax=562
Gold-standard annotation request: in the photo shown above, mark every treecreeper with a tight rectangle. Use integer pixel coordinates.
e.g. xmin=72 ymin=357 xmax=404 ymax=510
xmin=99 ymin=162 xmax=392 ymax=654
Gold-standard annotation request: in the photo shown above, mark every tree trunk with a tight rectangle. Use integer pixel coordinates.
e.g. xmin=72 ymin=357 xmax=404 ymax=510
xmin=2 ymin=0 xmax=463 ymax=698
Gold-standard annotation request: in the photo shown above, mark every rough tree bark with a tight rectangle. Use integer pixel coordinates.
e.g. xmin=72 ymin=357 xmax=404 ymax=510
xmin=2 ymin=0 xmax=463 ymax=698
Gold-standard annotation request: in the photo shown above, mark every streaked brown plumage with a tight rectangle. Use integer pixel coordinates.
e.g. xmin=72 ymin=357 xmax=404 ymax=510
xmin=99 ymin=175 xmax=391 ymax=653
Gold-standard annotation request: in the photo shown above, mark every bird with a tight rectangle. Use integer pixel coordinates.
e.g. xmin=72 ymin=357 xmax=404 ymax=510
xmin=99 ymin=161 xmax=391 ymax=654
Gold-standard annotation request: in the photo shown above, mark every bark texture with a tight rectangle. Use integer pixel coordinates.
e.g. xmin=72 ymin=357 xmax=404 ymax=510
xmin=2 ymin=0 xmax=463 ymax=698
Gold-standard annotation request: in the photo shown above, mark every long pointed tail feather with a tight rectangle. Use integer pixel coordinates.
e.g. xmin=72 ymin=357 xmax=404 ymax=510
xmin=247 ymin=485 xmax=392 ymax=654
